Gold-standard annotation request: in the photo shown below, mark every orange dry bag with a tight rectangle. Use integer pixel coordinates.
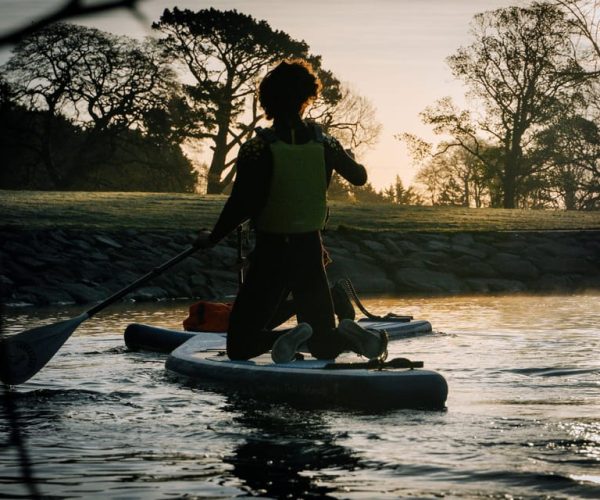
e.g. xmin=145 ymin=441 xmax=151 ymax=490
xmin=183 ymin=301 xmax=233 ymax=332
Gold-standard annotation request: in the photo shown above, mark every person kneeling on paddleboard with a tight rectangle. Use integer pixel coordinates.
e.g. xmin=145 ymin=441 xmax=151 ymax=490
xmin=194 ymin=59 xmax=387 ymax=363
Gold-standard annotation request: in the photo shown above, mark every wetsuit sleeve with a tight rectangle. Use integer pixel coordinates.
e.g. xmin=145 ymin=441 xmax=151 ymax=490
xmin=209 ymin=139 xmax=271 ymax=244
xmin=323 ymin=135 xmax=367 ymax=186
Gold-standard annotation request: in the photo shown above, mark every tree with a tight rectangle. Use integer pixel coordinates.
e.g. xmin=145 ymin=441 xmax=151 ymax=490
xmin=402 ymin=129 xmax=503 ymax=207
xmin=1 ymin=23 xmax=197 ymax=191
xmin=350 ymin=181 xmax=386 ymax=203
xmin=380 ymin=175 xmax=423 ymax=205
xmin=533 ymin=113 xmax=600 ymax=209
xmin=153 ymin=8 xmax=313 ymax=194
xmin=555 ymin=0 xmax=600 ymax=78
xmin=306 ymin=83 xmax=382 ymax=155
xmin=2 ymin=23 xmax=178 ymax=188
xmin=406 ymin=4 xmax=583 ymax=208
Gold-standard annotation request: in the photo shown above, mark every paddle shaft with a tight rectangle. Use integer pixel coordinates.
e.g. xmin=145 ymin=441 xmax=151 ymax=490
xmin=86 ymin=246 xmax=198 ymax=318
xmin=237 ymin=225 xmax=245 ymax=285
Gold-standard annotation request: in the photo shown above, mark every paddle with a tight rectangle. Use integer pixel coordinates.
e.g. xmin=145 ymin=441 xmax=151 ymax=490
xmin=0 ymin=245 xmax=198 ymax=386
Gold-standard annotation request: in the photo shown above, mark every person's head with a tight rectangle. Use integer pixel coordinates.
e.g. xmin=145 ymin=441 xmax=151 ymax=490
xmin=259 ymin=59 xmax=321 ymax=121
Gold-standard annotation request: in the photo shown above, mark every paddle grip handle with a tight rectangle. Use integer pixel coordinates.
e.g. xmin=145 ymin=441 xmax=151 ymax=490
xmin=85 ymin=246 xmax=198 ymax=318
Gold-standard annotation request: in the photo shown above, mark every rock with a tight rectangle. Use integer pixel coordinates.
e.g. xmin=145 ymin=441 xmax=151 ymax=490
xmin=362 ymin=239 xmax=387 ymax=253
xmin=6 ymin=291 xmax=38 ymax=306
xmin=16 ymin=255 xmax=47 ymax=269
xmin=40 ymin=287 xmax=76 ymax=305
xmin=205 ymin=269 xmax=238 ymax=284
xmin=129 ymin=286 xmax=169 ymax=301
xmin=534 ymin=274 xmax=577 ymax=292
xmin=465 ymin=278 xmax=527 ymax=293
xmin=451 ymin=256 xmax=497 ymax=278
xmin=328 ymin=247 xmax=352 ymax=258
xmin=393 ymin=267 xmax=466 ymax=293
xmin=339 ymin=240 xmax=361 ymax=253
xmin=2 ymin=240 xmax=37 ymax=257
xmin=210 ymin=245 xmax=238 ymax=264
xmin=167 ymin=281 xmax=193 ymax=298
xmin=489 ymin=253 xmax=540 ymax=280
xmin=395 ymin=239 xmax=421 ymax=253
xmin=450 ymin=244 xmax=487 ymax=259
xmin=392 ymin=257 xmax=427 ymax=269
xmin=535 ymin=240 xmax=590 ymax=258
xmin=426 ymin=239 xmax=450 ymax=252
xmin=72 ymin=239 xmax=93 ymax=251
xmin=5 ymin=260 xmax=43 ymax=286
xmin=62 ymin=283 xmax=107 ymax=304
xmin=327 ymin=255 xmax=395 ymax=294
xmin=536 ymin=256 xmax=598 ymax=274
xmin=94 ymin=235 xmax=123 ymax=249
xmin=410 ymin=251 xmax=449 ymax=263
xmin=495 ymin=239 xmax=528 ymax=251
xmin=89 ymin=251 xmax=110 ymax=262
xmin=0 ymin=274 xmax=14 ymax=286
xmin=189 ymin=273 xmax=209 ymax=288
xmin=51 ymin=231 xmax=72 ymax=246
xmin=451 ymin=233 xmax=475 ymax=246
xmin=382 ymin=238 xmax=404 ymax=256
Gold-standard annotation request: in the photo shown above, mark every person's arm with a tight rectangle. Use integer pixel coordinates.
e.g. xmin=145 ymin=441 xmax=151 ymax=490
xmin=195 ymin=138 xmax=271 ymax=248
xmin=323 ymin=135 xmax=367 ymax=186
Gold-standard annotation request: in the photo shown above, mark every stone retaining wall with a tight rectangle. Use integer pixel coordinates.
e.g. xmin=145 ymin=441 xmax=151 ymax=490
xmin=1 ymin=228 xmax=599 ymax=307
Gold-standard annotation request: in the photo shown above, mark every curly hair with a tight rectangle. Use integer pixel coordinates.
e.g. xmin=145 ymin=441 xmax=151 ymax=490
xmin=259 ymin=59 xmax=321 ymax=120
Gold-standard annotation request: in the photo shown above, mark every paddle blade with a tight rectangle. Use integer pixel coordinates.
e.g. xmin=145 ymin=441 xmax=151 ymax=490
xmin=0 ymin=313 xmax=88 ymax=385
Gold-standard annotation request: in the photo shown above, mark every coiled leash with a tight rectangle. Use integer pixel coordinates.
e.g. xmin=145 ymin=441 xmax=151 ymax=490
xmin=340 ymin=278 xmax=413 ymax=322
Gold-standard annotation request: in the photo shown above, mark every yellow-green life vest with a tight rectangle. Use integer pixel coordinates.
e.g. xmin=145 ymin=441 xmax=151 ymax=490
xmin=256 ymin=137 xmax=327 ymax=234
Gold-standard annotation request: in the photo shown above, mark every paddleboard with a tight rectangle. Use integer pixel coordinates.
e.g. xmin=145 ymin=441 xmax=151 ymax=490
xmin=124 ymin=318 xmax=433 ymax=354
xmin=165 ymin=335 xmax=447 ymax=410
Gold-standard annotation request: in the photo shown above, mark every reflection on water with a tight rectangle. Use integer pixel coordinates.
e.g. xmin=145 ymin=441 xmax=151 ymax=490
xmin=1 ymin=294 xmax=600 ymax=498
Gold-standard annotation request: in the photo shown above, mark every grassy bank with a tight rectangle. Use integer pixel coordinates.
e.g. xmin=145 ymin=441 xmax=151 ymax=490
xmin=2 ymin=190 xmax=600 ymax=232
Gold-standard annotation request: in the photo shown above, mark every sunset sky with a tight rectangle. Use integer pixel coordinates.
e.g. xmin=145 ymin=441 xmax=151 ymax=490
xmin=1 ymin=0 xmax=526 ymax=190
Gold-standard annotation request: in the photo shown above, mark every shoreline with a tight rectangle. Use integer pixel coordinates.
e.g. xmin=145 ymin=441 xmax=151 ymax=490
xmin=1 ymin=228 xmax=599 ymax=308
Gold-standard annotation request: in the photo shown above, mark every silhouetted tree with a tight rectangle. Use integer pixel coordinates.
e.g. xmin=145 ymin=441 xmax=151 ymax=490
xmin=0 ymin=24 xmax=197 ymax=191
xmin=307 ymin=83 xmax=381 ymax=155
xmin=555 ymin=0 xmax=600 ymax=78
xmin=381 ymin=175 xmax=422 ymax=205
xmin=153 ymin=8 xmax=314 ymax=194
xmin=533 ymin=114 xmax=600 ymax=209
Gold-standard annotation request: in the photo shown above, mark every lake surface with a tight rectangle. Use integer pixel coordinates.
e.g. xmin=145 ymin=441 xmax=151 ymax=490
xmin=1 ymin=294 xmax=599 ymax=499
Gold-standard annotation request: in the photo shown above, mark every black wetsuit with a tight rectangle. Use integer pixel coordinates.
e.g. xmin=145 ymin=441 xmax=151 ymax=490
xmin=208 ymin=121 xmax=367 ymax=360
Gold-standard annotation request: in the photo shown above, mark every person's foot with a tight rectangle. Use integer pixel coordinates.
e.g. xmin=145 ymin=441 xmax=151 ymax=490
xmin=337 ymin=318 xmax=388 ymax=360
xmin=331 ymin=280 xmax=355 ymax=321
xmin=271 ymin=323 xmax=313 ymax=364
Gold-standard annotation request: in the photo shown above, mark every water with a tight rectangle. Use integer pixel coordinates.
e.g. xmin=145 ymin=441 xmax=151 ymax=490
xmin=1 ymin=294 xmax=599 ymax=499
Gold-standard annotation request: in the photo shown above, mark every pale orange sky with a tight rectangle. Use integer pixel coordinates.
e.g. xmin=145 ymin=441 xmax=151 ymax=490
xmin=1 ymin=0 xmax=526 ymax=190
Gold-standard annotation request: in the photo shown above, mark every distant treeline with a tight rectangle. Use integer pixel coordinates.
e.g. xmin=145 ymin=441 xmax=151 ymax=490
xmin=0 ymin=9 xmax=380 ymax=195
